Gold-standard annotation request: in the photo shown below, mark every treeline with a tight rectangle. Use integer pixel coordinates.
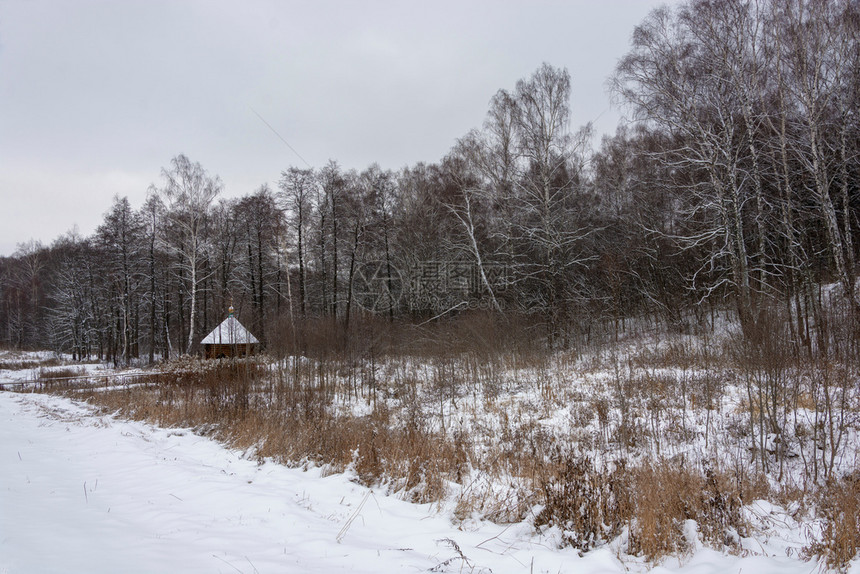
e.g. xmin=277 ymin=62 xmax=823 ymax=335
xmin=2 ymin=0 xmax=859 ymax=362
xmin=613 ymin=0 xmax=860 ymax=351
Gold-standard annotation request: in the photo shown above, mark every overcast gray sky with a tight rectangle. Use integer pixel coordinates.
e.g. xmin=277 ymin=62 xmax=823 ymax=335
xmin=0 ymin=0 xmax=668 ymax=256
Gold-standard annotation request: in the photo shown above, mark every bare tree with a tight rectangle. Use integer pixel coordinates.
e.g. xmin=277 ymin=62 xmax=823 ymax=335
xmin=614 ymin=5 xmax=768 ymax=339
xmin=46 ymin=231 xmax=96 ymax=359
xmin=509 ymin=63 xmax=595 ymax=344
xmin=772 ymin=0 xmax=860 ymax=314
xmin=8 ymin=240 xmax=47 ymax=348
xmin=96 ymin=196 xmax=145 ymax=364
xmin=319 ymin=161 xmax=346 ymax=318
xmin=439 ymin=140 xmax=503 ymax=313
xmin=278 ymin=167 xmax=315 ymax=317
xmin=140 ymin=192 xmax=167 ymax=362
xmin=233 ymin=185 xmax=281 ymax=342
xmin=157 ymin=154 xmax=222 ymax=354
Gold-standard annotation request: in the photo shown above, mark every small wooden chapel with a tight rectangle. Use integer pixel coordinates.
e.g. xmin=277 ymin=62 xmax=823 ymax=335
xmin=200 ymin=306 xmax=259 ymax=359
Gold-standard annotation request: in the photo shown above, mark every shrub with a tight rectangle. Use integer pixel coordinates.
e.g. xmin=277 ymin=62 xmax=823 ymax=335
xmin=534 ymin=456 xmax=630 ymax=553
xmin=805 ymin=472 xmax=860 ymax=569
xmin=629 ymin=461 xmax=747 ymax=561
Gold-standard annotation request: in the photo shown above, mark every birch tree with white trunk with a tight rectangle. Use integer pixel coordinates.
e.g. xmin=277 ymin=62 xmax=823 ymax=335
xmin=157 ymin=154 xmax=222 ymax=354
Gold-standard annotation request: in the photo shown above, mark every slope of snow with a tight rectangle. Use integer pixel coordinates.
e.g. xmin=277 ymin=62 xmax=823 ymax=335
xmin=0 ymin=391 xmax=835 ymax=573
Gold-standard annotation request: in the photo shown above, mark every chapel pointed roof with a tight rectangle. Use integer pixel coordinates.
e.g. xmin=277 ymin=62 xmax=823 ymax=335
xmin=200 ymin=308 xmax=259 ymax=345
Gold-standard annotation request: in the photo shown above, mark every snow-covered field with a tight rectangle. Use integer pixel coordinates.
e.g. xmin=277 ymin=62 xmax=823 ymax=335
xmin=0 ymin=350 xmax=104 ymax=387
xmin=0 ymin=389 xmax=842 ymax=574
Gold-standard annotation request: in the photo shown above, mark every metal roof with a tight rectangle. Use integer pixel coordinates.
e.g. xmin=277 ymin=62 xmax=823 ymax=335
xmin=200 ymin=316 xmax=259 ymax=345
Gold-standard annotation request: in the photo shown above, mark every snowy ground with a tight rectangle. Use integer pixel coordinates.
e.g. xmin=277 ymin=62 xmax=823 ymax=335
xmin=0 ymin=390 xmax=841 ymax=574
xmin=0 ymin=350 xmax=104 ymax=387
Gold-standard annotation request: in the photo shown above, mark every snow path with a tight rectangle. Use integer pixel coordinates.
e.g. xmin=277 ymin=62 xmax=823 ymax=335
xmin=0 ymin=391 xmax=830 ymax=573
xmin=0 ymin=392 xmax=588 ymax=573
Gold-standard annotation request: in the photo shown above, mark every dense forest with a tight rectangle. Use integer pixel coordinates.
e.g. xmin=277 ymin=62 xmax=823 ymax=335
xmin=2 ymin=0 xmax=859 ymax=365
